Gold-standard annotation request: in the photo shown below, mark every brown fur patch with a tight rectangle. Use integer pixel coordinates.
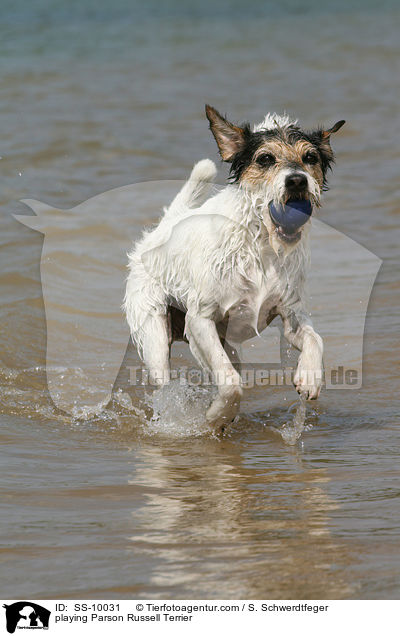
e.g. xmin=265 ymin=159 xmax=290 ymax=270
xmin=241 ymin=139 xmax=324 ymax=191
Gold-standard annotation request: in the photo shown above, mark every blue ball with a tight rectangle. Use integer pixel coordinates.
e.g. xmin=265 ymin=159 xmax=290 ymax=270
xmin=269 ymin=199 xmax=313 ymax=234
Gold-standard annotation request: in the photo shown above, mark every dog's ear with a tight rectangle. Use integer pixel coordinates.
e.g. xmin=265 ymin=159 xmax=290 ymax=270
xmin=322 ymin=120 xmax=346 ymax=140
xmin=205 ymin=105 xmax=246 ymax=161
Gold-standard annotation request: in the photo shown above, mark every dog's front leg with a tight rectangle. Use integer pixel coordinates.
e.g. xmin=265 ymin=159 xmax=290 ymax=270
xmin=185 ymin=315 xmax=242 ymax=433
xmin=278 ymin=307 xmax=323 ymax=400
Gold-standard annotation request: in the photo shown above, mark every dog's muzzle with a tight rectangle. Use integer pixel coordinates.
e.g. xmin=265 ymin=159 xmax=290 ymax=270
xmin=269 ymin=199 xmax=313 ymax=243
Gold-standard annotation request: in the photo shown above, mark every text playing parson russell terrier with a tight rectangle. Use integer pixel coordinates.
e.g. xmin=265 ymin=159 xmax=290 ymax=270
xmin=124 ymin=105 xmax=345 ymax=433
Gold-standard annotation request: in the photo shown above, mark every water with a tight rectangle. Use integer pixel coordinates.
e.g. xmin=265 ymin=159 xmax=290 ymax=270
xmin=1 ymin=0 xmax=400 ymax=599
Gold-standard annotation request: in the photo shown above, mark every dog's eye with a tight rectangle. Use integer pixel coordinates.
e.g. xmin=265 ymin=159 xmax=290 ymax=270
xmin=303 ymin=152 xmax=319 ymax=165
xmin=256 ymin=153 xmax=276 ymax=167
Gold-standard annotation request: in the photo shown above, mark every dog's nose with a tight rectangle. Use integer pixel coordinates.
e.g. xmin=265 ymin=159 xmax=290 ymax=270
xmin=285 ymin=173 xmax=308 ymax=190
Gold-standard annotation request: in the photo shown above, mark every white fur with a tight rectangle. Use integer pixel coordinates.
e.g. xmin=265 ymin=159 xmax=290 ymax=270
xmin=253 ymin=112 xmax=297 ymax=131
xmin=124 ymin=123 xmax=323 ymax=432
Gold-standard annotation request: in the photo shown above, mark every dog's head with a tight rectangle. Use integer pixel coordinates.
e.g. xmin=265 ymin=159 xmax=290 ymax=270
xmin=205 ymin=104 xmax=345 ymax=248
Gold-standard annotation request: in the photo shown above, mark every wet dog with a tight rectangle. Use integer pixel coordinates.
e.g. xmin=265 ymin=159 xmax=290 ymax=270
xmin=124 ymin=105 xmax=345 ymax=432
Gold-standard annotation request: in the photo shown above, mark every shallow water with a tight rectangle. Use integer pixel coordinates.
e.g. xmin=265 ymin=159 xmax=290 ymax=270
xmin=1 ymin=0 xmax=400 ymax=599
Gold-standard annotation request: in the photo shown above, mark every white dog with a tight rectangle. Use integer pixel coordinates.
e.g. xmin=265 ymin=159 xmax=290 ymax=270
xmin=124 ymin=105 xmax=345 ymax=432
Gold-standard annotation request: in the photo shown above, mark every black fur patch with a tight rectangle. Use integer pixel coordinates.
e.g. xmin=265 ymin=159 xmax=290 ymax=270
xmin=302 ymin=128 xmax=336 ymax=191
xmin=229 ymin=125 xmax=266 ymax=183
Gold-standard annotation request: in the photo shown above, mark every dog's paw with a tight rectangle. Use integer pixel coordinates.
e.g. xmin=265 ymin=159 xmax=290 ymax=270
xmin=293 ymin=367 xmax=322 ymax=400
xmin=206 ymin=384 xmax=242 ymax=434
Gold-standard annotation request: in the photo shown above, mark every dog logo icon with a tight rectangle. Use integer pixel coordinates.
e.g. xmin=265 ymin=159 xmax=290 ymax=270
xmin=15 ymin=180 xmax=381 ymax=418
xmin=2 ymin=602 xmax=51 ymax=633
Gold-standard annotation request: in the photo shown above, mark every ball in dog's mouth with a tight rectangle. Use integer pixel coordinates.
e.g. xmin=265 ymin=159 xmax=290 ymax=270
xmin=269 ymin=199 xmax=313 ymax=243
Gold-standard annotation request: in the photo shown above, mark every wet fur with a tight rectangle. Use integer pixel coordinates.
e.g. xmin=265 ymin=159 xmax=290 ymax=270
xmin=124 ymin=106 xmax=344 ymax=433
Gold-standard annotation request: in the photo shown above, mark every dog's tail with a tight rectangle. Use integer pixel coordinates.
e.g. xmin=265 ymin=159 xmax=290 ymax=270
xmin=164 ymin=159 xmax=217 ymax=218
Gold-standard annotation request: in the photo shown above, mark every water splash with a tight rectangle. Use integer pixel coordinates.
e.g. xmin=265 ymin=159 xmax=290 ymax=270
xmin=0 ymin=363 xmax=316 ymax=443
xmin=274 ymin=394 xmax=309 ymax=445
xmin=145 ymin=379 xmax=216 ymax=438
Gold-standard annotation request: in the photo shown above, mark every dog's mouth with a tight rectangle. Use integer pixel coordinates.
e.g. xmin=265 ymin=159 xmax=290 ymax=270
xmin=274 ymin=225 xmax=302 ymax=243
xmin=269 ymin=198 xmax=313 ymax=244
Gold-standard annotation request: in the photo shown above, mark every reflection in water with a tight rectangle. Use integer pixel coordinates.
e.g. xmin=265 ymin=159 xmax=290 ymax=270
xmin=1 ymin=406 xmax=399 ymax=599
xmin=126 ymin=438 xmax=352 ymax=598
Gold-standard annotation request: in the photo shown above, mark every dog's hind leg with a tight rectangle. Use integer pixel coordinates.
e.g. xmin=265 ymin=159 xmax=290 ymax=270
xmin=140 ymin=314 xmax=171 ymax=387
xmin=185 ymin=315 xmax=242 ymax=434
xmin=124 ymin=251 xmax=172 ymax=386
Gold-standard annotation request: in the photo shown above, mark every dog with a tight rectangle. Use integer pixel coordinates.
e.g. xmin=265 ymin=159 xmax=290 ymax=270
xmin=124 ymin=105 xmax=345 ymax=433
